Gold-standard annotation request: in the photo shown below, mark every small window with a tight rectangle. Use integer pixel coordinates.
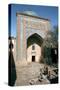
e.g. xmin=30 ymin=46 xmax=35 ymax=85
xmin=32 ymin=45 xmax=35 ymax=50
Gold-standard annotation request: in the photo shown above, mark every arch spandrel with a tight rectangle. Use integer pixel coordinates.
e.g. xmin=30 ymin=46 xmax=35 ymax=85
xmin=26 ymin=29 xmax=46 ymax=39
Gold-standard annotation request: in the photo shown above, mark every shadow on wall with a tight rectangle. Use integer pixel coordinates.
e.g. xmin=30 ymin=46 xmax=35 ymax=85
xmin=8 ymin=39 xmax=17 ymax=86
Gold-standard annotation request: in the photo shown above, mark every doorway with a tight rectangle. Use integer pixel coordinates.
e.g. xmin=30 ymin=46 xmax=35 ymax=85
xmin=32 ymin=56 xmax=35 ymax=62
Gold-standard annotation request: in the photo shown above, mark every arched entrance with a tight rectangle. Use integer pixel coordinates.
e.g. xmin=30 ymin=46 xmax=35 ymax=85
xmin=27 ymin=33 xmax=43 ymax=63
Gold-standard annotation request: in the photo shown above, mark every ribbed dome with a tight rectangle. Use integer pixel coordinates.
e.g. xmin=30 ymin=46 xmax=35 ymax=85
xmin=23 ymin=11 xmax=38 ymax=16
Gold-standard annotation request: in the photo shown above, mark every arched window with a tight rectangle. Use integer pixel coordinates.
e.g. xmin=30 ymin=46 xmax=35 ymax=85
xmin=32 ymin=45 xmax=35 ymax=50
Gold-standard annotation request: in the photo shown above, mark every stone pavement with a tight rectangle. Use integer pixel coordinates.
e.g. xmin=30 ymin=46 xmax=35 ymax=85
xmin=15 ymin=62 xmax=57 ymax=86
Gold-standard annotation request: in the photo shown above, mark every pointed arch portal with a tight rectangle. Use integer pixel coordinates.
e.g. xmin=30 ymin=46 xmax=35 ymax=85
xmin=27 ymin=33 xmax=43 ymax=63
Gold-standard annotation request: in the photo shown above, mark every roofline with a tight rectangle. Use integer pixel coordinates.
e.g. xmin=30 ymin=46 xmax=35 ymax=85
xmin=16 ymin=12 xmax=50 ymax=21
xmin=8 ymin=36 xmax=16 ymax=39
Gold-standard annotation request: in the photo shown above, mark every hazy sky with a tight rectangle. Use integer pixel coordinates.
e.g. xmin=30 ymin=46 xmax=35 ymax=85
xmin=9 ymin=4 xmax=58 ymax=37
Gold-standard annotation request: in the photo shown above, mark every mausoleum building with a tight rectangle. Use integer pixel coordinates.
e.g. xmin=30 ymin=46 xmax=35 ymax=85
xmin=15 ymin=11 xmax=51 ymax=64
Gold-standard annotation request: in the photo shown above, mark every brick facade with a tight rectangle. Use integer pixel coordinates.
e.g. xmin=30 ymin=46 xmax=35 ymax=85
xmin=15 ymin=13 xmax=51 ymax=64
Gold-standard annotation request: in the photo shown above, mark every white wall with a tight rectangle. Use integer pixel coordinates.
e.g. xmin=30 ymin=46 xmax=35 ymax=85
xmin=27 ymin=43 xmax=41 ymax=63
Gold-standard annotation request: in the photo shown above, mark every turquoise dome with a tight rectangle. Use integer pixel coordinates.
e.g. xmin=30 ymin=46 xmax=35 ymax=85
xmin=23 ymin=11 xmax=38 ymax=16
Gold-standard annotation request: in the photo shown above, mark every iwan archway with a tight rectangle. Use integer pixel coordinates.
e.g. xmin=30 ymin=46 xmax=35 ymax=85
xmin=27 ymin=33 xmax=43 ymax=63
xmin=16 ymin=11 xmax=51 ymax=65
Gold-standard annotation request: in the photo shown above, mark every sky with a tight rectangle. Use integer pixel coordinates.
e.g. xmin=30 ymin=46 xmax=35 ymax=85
xmin=9 ymin=4 xmax=58 ymax=37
